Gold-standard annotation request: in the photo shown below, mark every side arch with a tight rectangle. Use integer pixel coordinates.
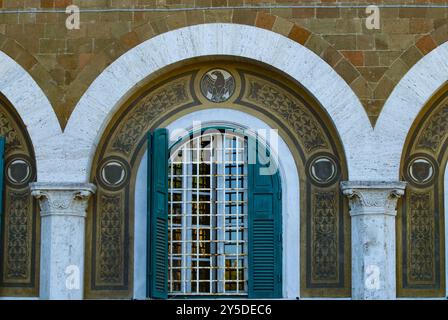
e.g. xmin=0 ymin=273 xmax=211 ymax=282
xmin=0 ymin=51 xmax=60 ymax=297
xmin=65 ymin=23 xmax=372 ymax=183
xmin=0 ymin=51 xmax=61 ymax=182
xmin=375 ymin=41 xmax=448 ymax=180
xmin=397 ymin=83 xmax=448 ymax=297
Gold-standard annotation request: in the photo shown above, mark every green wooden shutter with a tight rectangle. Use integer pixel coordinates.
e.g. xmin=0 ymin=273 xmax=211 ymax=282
xmin=0 ymin=137 xmax=4 ymax=247
xmin=248 ymin=138 xmax=282 ymax=298
xmin=147 ymin=128 xmax=169 ymax=299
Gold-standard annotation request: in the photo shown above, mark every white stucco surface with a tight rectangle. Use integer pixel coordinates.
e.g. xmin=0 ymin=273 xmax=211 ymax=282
xmin=133 ymin=109 xmax=301 ymax=299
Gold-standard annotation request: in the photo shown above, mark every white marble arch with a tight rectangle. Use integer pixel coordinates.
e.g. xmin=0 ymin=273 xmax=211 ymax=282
xmin=0 ymin=51 xmax=61 ymax=181
xmin=445 ymin=163 xmax=448 ymax=298
xmin=133 ymin=109 xmax=300 ymax=299
xmin=375 ymin=41 xmax=448 ymax=180
xmin=64 ymin=23 xmax=373 ymax=184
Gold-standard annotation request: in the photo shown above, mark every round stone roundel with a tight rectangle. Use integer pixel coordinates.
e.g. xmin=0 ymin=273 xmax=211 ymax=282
xmin=7 ymin=158 xmax=31 ymax=186
xmin=310 ymin=156 xmax=337 ymax=185
xmin=200 ymin=69 xmax=235 ymax=103
xmin=101 ymin=160 xmax=127 ymax=188
xmin=408 ymin=157 xmax=434 ymax=185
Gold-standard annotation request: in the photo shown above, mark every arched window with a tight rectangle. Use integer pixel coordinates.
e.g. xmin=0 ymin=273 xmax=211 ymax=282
xmin=147 ymin=128 xmax=282 ymax=298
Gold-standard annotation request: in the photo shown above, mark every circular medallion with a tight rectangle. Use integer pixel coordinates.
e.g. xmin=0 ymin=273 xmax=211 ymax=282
xmin=407 ymin=156 xmax=435 ymax=186
xmin=200 ymin=69 xmax=235 ymax=103
xmin=6 ymin=157 xmax=32 ymax=187
xmin=307 ymin=154 xmax=339 ymax=186
xmin=98 ymin=157 xmax=130 ymax=190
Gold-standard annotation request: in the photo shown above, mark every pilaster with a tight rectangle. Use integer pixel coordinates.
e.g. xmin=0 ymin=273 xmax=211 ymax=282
xmin=341 ymin=181 xmax=406 ymax=300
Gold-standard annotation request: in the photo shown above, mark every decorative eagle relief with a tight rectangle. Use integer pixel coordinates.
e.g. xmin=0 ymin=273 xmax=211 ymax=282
xmin=200 ymin=69 xmax=235 ymax=103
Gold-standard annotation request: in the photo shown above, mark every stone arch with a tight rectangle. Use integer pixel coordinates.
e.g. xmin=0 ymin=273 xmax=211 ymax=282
xmin=132 ymin=109 xmax=300 ymax=299
xmin=0 ymin=51 xmax=61 ymax=182
xmin=445 ymin=161 xmax=448 ymax=298
xmin=65 ymin=23 xmax=372 ymax=184
xmin=367 ymin=22 xmax=448 ymax=126
xmin=0 ymin=33 xmax=63 ymax=125
xmin=375 ymin=41 xmax=448 ymax=181
xmin=0 ymin=49 xmax=61 ymax=298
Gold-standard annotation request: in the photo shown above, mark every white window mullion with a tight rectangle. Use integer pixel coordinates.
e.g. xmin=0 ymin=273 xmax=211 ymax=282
xmin=183 ymin=144 xmax=192 ymax=294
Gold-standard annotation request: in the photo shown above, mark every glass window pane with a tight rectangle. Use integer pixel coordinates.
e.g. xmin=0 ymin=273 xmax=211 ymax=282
xmin=168 ymin=132 xmax=248 ymax=295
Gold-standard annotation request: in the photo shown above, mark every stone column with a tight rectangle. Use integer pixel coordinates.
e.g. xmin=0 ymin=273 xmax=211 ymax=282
xmin=340 ymin=181 xmax=406 ymax=300
xmin=30 ymin=182 xmax=96 ymax=300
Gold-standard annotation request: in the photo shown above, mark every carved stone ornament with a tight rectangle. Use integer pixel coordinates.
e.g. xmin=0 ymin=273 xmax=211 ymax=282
xmin=340 ymin=181 xmax=407 ymax=216
xmin=30 ymin=183 xmax=96 ymax=218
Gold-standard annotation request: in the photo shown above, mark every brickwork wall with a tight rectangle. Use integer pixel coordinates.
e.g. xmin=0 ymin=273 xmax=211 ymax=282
xmin=0 ymin=0 xmax=447 ymax=126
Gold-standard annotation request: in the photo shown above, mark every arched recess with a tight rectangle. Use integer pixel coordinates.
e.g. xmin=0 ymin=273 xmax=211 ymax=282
xmin=0 ymin=94 xmax=39 ymax=297
xmin=397 ymin=82 xmax=448 ymax=298
xmin=0 ymin=51 xmax=61 ymax=183
xmin=84 ymin=60 xmax=350 ymax=299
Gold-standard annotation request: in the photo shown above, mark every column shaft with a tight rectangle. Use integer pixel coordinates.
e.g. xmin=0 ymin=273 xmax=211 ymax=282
xmin=341 ymin=181 xmax=406 ymax=300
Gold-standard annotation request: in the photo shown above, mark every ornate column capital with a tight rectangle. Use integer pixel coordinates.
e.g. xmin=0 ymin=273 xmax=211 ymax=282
xmin=340 ymin=181 xmax=407 ymax=217
xmin=30 ymin=182 xmax=96 ymax=218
